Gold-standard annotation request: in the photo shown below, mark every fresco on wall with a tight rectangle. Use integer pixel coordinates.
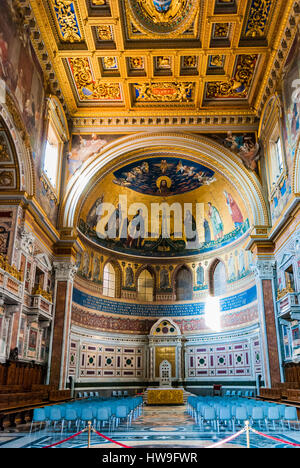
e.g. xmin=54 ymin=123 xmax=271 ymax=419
xmin=0 ymin=1 xmax=62 ymax=224
xmin=283 ymin=32 xmax=300 ymax=162
xmin=268 ymin=32 xmax=299 ymax=225
xmin=67 ymin=133 xmax=126 ymax=181
xmin=78 ymin=156 xmax=250 ymax=257
xmin=207 ymin=132 xmax=261 ymax=171
xmin=0 ymin=0 xmax=45 ymax=157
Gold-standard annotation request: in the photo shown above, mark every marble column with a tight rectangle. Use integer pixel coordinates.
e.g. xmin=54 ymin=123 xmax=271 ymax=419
xmin=4 ymin=305 xmax=19 ymax=359
xmin=149 ymin=345 xmax=155 ymax=382
xmin=253 ymin=259 xmax=283 ymax=387
xmin=8 ymin=304 xmax=21 ymax=351
xmin=48 ymin=262 xmax=77 ymax=389
xmin=176 ymin=344 xmax=182 ymax=381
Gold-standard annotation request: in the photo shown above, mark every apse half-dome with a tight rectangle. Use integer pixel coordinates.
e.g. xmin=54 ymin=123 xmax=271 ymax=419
xmin=78 ymin=155 xmax=250 ymax=258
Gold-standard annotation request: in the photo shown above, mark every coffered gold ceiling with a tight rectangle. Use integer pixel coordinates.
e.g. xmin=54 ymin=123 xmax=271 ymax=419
xmin=27 ymin=0 xmax=292 ymax=118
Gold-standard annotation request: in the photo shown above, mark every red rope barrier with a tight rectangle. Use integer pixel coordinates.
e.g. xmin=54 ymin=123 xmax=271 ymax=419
xmin=250 ymin=428 xmax=300 ymax=447
xmin=92 ymin=428 xmax=131 ymax=448
xmin=206 ymin=428 xmax=246 ymax=449
xmin=42 ymin=429 xmax=87 ymax=448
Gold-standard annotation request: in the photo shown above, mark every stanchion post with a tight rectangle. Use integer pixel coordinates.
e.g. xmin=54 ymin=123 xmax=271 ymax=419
xmin=245 ymin=421 xmax=250 ymax=449
xmin=88 ymin=421 xmax=91 ymax=448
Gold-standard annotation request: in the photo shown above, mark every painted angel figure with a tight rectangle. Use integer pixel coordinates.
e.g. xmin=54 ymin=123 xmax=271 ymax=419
xmin=238 ymin=136 xmax=260 ymax=171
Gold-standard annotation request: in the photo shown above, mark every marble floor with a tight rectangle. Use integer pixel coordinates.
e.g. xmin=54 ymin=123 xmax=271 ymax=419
xmin=1 ymin=406 xmax=300 ymax=449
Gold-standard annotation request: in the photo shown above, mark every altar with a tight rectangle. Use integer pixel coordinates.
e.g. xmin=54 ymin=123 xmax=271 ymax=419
xmin=147 ymin=388 xmax=184 ymax=405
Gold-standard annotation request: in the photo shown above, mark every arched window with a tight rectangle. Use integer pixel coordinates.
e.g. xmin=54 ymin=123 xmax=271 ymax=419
xmin=42 ymin=97 xmax=69 ymax=196
xmin=175 ymin=266 xmax=193 ymax=301
xmin=103 ymin=263 xmax=116 ymax=298
xmin=138 ymin=269 xmax=154 ymax=302
xmin=211 ymin=261 xmax=227 ymax=296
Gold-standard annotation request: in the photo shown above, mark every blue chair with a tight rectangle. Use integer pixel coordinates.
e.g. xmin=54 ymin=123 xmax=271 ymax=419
xmin=283 ymin=406 xmax=298 ymax=430
xmin=235 ymin=407 xmax=248 ymax=428
xmin=79 ymin=407 xmax=93 ymax=429
xmin=265 ymin=406 xmax=281 ymax=430
xmin=115 ymin=405 xmax=130 ymax=429
xmin=202 ymin=407 xmax=217 ymax=431
xmin=63 ymin=408 xmax=78 ymax=432
xmin=96 ymin=408 xmax=110 ymax=431
xmin=251 ymin=407 xmax=265 ymax=429
xmin=217 ymin=407 xmax=234 ymax=432
xmin=30 ymin=408 xmax=46 ymax=433
xmin=49 ymin=407 xmax=62 ymax=432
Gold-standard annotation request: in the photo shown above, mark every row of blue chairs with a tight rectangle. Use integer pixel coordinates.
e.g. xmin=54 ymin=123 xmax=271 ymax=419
xmin=77 ymin=390 xmax=129 ymax=399
xmin=30 ymin=396 xmax=144 ymax=434
xmin=224 ymin=390 xmax=254 ymax=397
xmin=187 ymin=396 xmax=299 ymax=432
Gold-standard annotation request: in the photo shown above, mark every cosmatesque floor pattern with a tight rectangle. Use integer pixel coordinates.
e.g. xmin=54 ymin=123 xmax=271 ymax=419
xmin=1 ymin=406 xmax=300 ymax=449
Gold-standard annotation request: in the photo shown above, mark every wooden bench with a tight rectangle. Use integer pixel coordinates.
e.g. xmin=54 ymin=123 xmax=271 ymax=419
xmin=49 ymin=390 xmax=71 ymax=402
xmin=259 ymin=388 xmax=282 ymax=400
xmin=286 ymin=389 xmax=300 ymax=404
xmin=0 ymin=385 xmax=30 ymax=394
xmin=0 ymin=391 xmax=73 ymax=430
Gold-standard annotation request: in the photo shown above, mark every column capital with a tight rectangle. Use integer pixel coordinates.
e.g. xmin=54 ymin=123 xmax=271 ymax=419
xmin=53 ymin=261 xmax=77 ymax=282
xmin=252 ymin=259 xmax=276 ymax=280
xmin=4 ymin=304 xmax=20 ymax=317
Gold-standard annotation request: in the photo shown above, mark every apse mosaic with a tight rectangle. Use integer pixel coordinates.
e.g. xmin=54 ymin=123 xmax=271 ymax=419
xmin=112 ymin=158 xmax=215 ymax=196
xmin=78 ymin=156 xmax=250 ymax=257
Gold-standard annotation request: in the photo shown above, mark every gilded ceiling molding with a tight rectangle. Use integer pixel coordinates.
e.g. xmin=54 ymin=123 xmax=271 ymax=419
xmin=51 ymin=0 xmax=84 ymax=43
xmin=71 ymin=114 xmax=259 ymax=131
xmin=60 ymin=132 xmax=270 ymax=233
xmin=256 ymin=0 xmax=299 ymax=116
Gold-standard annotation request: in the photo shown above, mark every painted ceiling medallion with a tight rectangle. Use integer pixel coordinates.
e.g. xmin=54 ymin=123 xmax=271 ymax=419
xmin=127 ymin=0 xmax=199 ymax=37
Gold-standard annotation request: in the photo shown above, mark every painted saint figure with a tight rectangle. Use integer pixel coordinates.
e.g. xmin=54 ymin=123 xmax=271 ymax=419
xmin=224 ymin=191 xmax=244 ymax=228
xmin=208 ymin=203 xmax=224 ymax=240
xmin=125 ymin=266 xmax=134 ymax=288
xmin=196 ymin=264 xmax=204 ymax=286
xmin=160 ymin=268 xmax=170 ymax=290
xmin=86 ymin=195 xmax=104 ymax=229
xmin=204 ymin=219 xmax=211 ymax=243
